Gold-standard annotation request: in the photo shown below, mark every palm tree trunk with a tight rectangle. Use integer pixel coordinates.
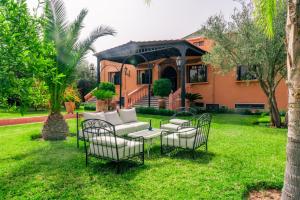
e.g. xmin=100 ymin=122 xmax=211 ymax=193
xmin=282 ymin=0 xmax=300 ymax=199
xmin=42 ymin=111 xmax=68 ymax=140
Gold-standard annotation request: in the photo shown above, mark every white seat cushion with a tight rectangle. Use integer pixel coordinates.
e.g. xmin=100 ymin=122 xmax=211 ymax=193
xmin=169 ymin=118 xmax=189 ymax=125
xmin=104 ymin=111 xmax=123 ymax=125
xmin=89 ymin=140 xmax=143 ymax=160
xmin=115 ymin=122 xmax=149 ymax=136
xmin=83 ymin=112 xmax=106 ymax=121
xmin=162 ymin=133 xmax=195 ymax=149
xmin=90 ymin=136 xmax=128 ymax=147
xmin=119 ymin=108 xmax=137 ymax=123
xmin=161 ymin=123 xmax=180 ymax=131
xmin=79 ymin=129 xmax=98 ymax=139
xmin=177 ymin=128 xmax=197 ymax=138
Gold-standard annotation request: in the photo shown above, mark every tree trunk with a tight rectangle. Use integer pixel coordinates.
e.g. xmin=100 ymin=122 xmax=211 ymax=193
xmin=282 ymin=0 xmax=300 ymax=199
xmin=268 ymin=93 xmax=282 ymax=128
xmin=42 ymin=112 xmax=68 ymax=140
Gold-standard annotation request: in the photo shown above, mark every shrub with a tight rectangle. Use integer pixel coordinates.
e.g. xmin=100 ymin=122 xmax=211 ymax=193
xmin=136 ymin=107 xmax=175 ymax=116
xmin=64 ymin=86 xmax=81 ymax=104
xmin=99 ymin=82 xmax=115 ymax=93
xmin=185 ymin=93 xmax=203 ymax=104
xmin=92 ymin=90 xmax=114 ymax=100
xmin=153 ymin=79 xmax=172 ymax=97
xmin=84 ymin=103 xmax=96 ymax=111
xmin=92 ymin=82 xmax=116 ymax=100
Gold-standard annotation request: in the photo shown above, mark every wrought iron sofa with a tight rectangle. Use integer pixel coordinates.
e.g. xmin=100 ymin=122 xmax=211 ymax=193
xmin=160 ymin=113 xmax=212 ymax=157
xmin=76 ymin=109 xmax=149 ymax=148
xmin=81 ymin=119 xmax=144 ymax=172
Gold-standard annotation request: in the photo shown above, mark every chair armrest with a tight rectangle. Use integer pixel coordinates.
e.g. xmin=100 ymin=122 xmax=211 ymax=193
xmin=160 ymin=119 xmax=170 ymax=128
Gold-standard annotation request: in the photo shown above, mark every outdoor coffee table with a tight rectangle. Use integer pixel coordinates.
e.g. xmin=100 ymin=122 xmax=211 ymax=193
xmin=128 ymin=128 xmax=163 ymax=157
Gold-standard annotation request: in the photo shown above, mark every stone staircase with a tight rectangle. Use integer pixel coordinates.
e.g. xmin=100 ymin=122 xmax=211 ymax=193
xmin=133 ymin=96 xmax=169 ymax=109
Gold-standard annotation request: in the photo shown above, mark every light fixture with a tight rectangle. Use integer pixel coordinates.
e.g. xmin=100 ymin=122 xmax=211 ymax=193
xmin=176 ymin=56 xmax=184 ymax=67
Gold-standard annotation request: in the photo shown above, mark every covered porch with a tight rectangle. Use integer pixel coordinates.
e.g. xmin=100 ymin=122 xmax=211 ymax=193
xmin=94 ymin=40 xmax=206 ymax=110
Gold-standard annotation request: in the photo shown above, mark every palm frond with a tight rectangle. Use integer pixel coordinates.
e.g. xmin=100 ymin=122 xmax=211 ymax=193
xmin=253 ymin=0 xmax=284 ymax=38
xmin=65 ymin=9 xmax=88 ymax=51
xmin=74 ymin=26 xmax=116 ymax=62
xmin=44 ymin=0 xmax=68 ymax=42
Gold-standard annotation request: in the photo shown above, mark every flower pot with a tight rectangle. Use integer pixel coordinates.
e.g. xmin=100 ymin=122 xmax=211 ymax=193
xmin=96 ymin=100 xmax=108 ymax=112
xmin=158 ymin=98 xmax=166 ymax=109
xmin=65 ymin=102 xmax=75 ymax=114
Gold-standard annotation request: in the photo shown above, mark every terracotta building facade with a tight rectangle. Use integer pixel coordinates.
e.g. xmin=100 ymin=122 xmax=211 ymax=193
xmin=93 ymin=37 xmax=288 ymax=111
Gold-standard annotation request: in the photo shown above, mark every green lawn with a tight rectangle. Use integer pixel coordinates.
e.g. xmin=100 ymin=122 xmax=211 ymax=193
xmin=0 ymin=107 xmax=84 ymax=119
xmin=0 ymin=114 xmax=287 ymax=199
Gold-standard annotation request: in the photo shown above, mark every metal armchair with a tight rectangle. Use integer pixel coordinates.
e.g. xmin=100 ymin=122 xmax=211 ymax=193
xmin=81 ymin=119 xmax=144 ymax=173
xmin=160 ymin=113 xmax=212 ymax=157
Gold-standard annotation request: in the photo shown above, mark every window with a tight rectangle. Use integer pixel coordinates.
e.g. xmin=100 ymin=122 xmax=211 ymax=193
xmin=236 ymin=65 xmax=257 ymax=81
xmin=187 ymin=64 xmax=208 ymax=83
xmin=235 ymin=104 xmax=265 ymax=110
xmin=109 ymin=72 xmax=120 ymax=85
xmin=137 ymin=69 xmax=152 ymax=84
xmin=193 ymin=41 xmax=205 ymax=46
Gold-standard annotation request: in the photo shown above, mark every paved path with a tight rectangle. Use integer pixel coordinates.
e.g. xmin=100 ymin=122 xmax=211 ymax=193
xmin=0 ymin=113 xmax=77 ymax=126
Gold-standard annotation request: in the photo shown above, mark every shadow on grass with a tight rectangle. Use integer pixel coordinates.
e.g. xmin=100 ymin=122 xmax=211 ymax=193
xmin=0 ymin=140 xmax=146 ymax=199
xmin=146 ymin=145 xmax=215 ymax=164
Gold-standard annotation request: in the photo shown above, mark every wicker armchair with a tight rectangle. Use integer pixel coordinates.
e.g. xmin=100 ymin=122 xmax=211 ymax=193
xmin=160 ymin=113 xmax=212 ymax=157
xmin=81 ymin=119 xmax=144 ymax=173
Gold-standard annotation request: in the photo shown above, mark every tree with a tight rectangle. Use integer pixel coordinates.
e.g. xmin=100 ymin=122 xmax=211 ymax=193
xmin=0 ymin=0 xmax=51 ymax=113
xmin=28 ymin=80 xmax=49 ymax=111
xmin=41 ymin=0 xmax=115 ymax=140
xmin=75 ymin=60 xmax=97 ymax=101
xmin=201 ymin=2 xmax=286 ymax=128
xmin=253 ymin=0 xmax=300 ymax=199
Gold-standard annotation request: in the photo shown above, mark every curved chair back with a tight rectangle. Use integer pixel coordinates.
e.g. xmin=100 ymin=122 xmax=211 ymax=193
xmin=193 ymin=113 xmax=212 ymax=149
xmin=82 ymin=119 xmax=122 ymax=161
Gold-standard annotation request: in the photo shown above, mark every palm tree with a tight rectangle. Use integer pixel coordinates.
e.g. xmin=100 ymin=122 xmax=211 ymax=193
xmin=42 ymin=0 xmax=115 ymax=140
xmin=253 ymin=0 xmax=300 ymax=199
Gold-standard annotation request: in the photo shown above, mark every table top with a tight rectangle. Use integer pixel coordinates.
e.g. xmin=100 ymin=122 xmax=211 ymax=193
xmin=127 ymin=128 xmax=163 ymax=140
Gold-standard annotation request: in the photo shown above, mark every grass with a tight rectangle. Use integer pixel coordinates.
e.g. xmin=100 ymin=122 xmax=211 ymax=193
xmin=0 ymin=114 xmax=287 ymax=199
xmin=0 ymin=107 xmax=84 ymax=119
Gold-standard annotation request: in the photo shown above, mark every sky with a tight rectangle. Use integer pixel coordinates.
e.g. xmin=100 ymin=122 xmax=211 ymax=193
xmin=26 ymin=0 xmax=239 ymax=65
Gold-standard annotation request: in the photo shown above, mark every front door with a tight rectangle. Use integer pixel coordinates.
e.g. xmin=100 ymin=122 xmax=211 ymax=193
xmin=161 ymin=66 xmax=177 ymax=92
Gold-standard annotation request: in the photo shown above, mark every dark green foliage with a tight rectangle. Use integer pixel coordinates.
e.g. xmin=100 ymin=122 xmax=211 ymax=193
xmin=135 ymin=107 xmax=175 ymax=116
xmin=153 ymin=79 xmax=172 ymax=97
xmin=0 ymin=0 xmax=52 ymax=113
xmin=92 ymin=82 xmax=116 ymax=100
xmin=77 ymin=79 xmax=97 ymax=101
xmin=83 ymin=103 xmax=96 ymax=111
xmin=185 ymin=93 xmax=203 ymax=102
xmin=98 ymin=82 xmax=116 ymax=94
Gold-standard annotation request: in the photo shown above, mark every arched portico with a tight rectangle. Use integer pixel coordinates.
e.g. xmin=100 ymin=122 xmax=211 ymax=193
xmin=94 ymin=40 xmax=206 ymax=109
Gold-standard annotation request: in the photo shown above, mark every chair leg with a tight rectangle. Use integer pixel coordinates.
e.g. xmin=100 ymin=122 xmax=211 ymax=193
xmin=77 ymin=138 xmax=79 ymax=148
xmin=192 ymin=150 xmax=196 ymax=160
xmin=205 ymin=143 xmax=208 ymax=152
xmin=85 ymin=154 xmax=88 ymax=167
xmin=116 ymin=162 xmax=121 ymax=174
xmin=141 ymin=153 xmax=144 ymax=165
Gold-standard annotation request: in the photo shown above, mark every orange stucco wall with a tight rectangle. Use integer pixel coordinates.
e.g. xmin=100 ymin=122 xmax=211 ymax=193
xmin=98 ymin=37 xmax=288 ymax=111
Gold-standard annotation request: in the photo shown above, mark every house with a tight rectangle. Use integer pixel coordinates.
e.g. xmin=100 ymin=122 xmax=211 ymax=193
xmin=89 ymin=37 xmax=288 ymax=111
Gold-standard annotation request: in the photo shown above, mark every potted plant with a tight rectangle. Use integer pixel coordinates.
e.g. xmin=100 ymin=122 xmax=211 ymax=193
xmin=185 ymin=92 xmax=203 ymax=108
xmin=92 ymin=82 xmax=116 ymax=112
xmin=63 ymin=86 xmax=81 ymax=114
xmin=153 ymin=79 xmax=172 ymax=109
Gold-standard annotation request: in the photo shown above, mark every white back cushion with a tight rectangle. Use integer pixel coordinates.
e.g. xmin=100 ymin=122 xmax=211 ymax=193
xmin=119 ymin=108 xmax=137 ymax=123
xmin=90 ymin=136 xmax=128 ymax=147
xmin=104 ymin=111 xmax=123 ymax=125
xmin=83 ymin=112 xmax=105 ymax=121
